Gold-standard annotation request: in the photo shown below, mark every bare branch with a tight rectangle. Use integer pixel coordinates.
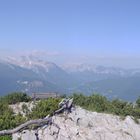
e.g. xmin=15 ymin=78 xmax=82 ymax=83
xmin=0 ymin=98 xmax=73 ymax=136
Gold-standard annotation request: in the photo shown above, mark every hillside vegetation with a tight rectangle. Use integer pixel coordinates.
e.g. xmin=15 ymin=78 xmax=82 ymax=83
xmin=72 ymin=93 xmax=140 ymax=122
xmin=1 ymin=92 xmax=140 ymax=139
xmin=0 ymin=92 xmax=61 ymax=140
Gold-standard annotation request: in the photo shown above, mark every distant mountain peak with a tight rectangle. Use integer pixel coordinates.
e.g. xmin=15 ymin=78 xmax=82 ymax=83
xmin=1 ymin=55 xmax=59 ymax=73
xmin=62 ymin=63 xmax=97 ymax=72
xmin=62 ymin=63 xmax=126 ymax=75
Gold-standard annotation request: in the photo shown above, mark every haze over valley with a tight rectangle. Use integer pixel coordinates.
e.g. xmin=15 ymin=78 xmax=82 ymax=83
xmin=0 ymin=55 xmax=140 ymax=101
xmin=0 ymin=0 xmax=140 ymax=101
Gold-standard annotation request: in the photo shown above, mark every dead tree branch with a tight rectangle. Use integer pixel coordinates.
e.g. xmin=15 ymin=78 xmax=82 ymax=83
xmin=0 ymin=98 xmax=73 ymax=136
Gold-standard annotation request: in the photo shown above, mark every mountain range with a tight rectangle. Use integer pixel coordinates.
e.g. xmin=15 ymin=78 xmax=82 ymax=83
xmin=0 ymin=56 xmax=140 ymax=101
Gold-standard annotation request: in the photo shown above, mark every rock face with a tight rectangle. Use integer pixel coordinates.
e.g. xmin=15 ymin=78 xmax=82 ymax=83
xmin=13 ymin=107 xmax=140 ymax=140
xmin=13 ymin=130 xmax=36 ymax=140
xmin=9 ymin=102 xmax=35 ymax=117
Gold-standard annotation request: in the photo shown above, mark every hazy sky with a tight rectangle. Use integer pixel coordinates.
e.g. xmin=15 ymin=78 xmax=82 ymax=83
xmin=0 ymin=0 xmax=140 ymax=68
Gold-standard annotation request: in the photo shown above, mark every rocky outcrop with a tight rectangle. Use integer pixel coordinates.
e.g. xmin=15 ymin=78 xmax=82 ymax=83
xmin=13 ymin=107 xmax=140 ymax=140
xmin=9 ymin=102 xmax=35 ymax=116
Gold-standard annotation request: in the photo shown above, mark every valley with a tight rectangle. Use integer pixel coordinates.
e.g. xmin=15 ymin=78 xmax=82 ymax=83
xmin=0 ymin=56 xmax=140 ymax=101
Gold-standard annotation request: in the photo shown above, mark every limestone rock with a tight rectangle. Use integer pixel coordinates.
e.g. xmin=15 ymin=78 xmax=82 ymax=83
xmin=9 ymin=102 xmax=35 ymax=116
xmin=12 ymin=107 xmax=140 ymax=140
xmin=13 ymin=130 xmax=36 ymax=140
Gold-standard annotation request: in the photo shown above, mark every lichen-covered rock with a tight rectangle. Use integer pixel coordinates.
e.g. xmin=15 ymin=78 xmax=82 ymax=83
xmin=12 ymin=107 xmax=140 ymax=140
